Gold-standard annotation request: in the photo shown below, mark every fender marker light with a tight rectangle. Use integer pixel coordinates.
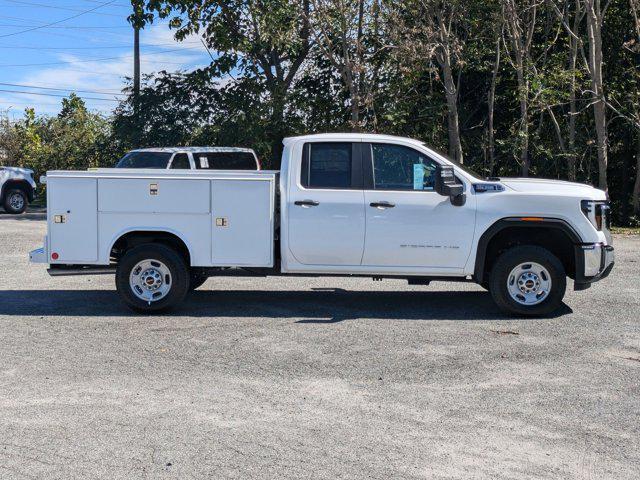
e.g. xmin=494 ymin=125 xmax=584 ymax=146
xmin=51 ymin=252 xmax=59 ymax=260
xmin=521 ymin=217 xmax=544 ymax=222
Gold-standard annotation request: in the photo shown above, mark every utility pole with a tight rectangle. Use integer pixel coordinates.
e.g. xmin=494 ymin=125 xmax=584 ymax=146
xmin=129 ymin=0 xmax=146 ymax=147
xmin=129 ymin=1 xmax=146 ymax=104
xmin=134 ymin=23 xmax=140 ymax=100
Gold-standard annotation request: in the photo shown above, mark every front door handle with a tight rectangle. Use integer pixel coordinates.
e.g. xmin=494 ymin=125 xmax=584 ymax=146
xmin=370 ymin=201 xmax=395 ymax=209
xmin=294 ymin=200 xmax=320 ymax=207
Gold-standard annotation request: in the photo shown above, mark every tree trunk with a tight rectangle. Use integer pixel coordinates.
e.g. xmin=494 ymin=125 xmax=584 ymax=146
xmin=503 ymin=0 xmax=534 ymax=177
xmin=267 ymin=83 xmax=287 ymax=169
xmin=487 ymin=36 xmax=500 ymax=175
xmin=516 ymin=61 xmax=530 ymax=176
xmin=436 ymin=11 xmax=463 ymax=164
xmin=633 ymin=132 xmax=640 ymax=215
xmin=441 ymin=54 xmax=464 ymax=164
xmin=567 ymin=2 xmax=580 ymax=181
xmin=585 ymin=0 xmax=608 ymax=190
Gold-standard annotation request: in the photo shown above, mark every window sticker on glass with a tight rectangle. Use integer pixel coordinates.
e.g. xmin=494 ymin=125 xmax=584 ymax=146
xmin=413 ymin=163 xmax=425 ymax=190
xmin=199 ymin=156 xmax=210 ymax=168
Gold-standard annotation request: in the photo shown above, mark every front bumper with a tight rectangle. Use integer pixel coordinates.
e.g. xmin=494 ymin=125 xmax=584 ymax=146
xmin=574 ymin=243 xmax=614 ymax=289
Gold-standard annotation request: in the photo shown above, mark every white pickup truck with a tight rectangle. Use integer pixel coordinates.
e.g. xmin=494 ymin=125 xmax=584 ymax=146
xmin=29 ymin=133 xmax=614 ymax=316
xmin=1 ymin=166 xmax=37 ymax=214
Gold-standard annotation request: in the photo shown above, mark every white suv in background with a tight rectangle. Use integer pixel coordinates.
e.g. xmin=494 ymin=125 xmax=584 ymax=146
xmin=114 ymin=147 xmax=261 ymax=170
xmin=0 ymin=166 xmax=37 ymax=214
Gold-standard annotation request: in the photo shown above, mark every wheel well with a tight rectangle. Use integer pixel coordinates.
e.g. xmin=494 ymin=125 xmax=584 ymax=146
xmin=1 ymin=180 xmax=33 ymax=201
xmin=480 ymin=226 xmax=576 ymax=282
xmin=110 ymin=231 xmax=191 ymax=265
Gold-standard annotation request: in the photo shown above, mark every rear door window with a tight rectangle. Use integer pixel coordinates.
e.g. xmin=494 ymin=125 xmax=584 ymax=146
xmin=301 ymin=142 xmax=360 ymax=189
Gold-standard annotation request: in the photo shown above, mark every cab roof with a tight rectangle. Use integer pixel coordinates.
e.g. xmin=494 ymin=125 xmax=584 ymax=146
xmin=283 ymin=133 xmax=425 ymax=147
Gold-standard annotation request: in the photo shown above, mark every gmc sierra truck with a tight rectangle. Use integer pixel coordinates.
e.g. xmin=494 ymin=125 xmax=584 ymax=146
xmin=1 ymin=166 xmax=37 ymax=214
xmin=29 ymin=133 xmax=614 ymax=316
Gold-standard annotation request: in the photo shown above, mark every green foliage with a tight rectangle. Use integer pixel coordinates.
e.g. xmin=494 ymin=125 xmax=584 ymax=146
xmin=0 ymin=94 xmax=116 ymax=185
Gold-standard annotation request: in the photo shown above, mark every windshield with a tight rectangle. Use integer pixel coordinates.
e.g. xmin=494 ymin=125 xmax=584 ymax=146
xmin=115 ymin=151 xmax=172 ymax=169
xmin=454 ymin=161 xmax=484 ymax=180
xmin=419 ymin=143 xmax=484 ymax=179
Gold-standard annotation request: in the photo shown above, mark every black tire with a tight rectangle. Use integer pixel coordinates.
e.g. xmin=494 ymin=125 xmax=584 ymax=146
xmin=3 ymin=188 xmax=28 ymax=214
xmin=189 ymin=273 xmax=208 ymax=291
xmin=116 ymin=243 xmax=189 ymax=313
xmin=489 ymin=245 xmax=566 ymax=316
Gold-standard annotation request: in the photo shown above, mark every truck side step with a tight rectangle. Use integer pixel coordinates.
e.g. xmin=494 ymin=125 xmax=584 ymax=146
xmin=47 ymin=266 xmax=116 ymax=276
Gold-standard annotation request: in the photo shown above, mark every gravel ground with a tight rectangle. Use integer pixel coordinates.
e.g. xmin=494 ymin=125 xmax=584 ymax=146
xmin=0 ymin=212 xmax=639 ymax=480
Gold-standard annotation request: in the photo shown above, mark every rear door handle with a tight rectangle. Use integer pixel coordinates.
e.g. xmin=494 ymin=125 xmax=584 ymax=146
xmin=370 ymin=201 xmax=395 ymax=209
xmin=294 ymin=200 xmax=320 ymax=207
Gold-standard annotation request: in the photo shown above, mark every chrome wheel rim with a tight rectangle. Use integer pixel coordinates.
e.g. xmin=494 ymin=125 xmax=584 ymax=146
xmin=9 ymin=192 xmax=24 ymax=210
xmin=507 ymin=262 xmax=552 ymax=306
xmin=129 ymin=259 xmax=172 ymax=303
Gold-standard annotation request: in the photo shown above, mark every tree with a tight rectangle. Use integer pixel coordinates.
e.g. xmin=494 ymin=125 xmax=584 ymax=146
xmin=487 ymin=12 xmax=503 ymax=175
xmin=145 ymin=0 xmax=311 ymax=165
xmin=630 ymin=0 xmax=640 ymax=214
xmin=502 ymin=0 xmax=538 ymax=176
xmin=551 ymin=0 xmax=610 ymax=190
xmin=0 ymin=96 xmax=113 ymax=183
xmin=308 ymin=0 xmax=384 ymax=131
xmin=387 ymin=0 xmax=467 ymax=163
xmin=584 ymin=0 xmax=609 ymax=190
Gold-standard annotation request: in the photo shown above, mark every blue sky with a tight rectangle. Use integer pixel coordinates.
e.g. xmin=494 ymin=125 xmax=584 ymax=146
xmin=0 ymin=0 xmax=212 ymax=117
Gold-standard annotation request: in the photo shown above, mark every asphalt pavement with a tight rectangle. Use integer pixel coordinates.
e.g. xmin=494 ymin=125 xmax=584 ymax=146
xmin=0 ymin=212 xmax=639 ymax=479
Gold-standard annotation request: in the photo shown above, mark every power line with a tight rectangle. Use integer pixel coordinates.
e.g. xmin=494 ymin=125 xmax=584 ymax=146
xmin=0 ymin=88 xmax=120 ymax=101
xmin=0 ymin=41 xmax=202 ymax=50
xmin=0 ymin=0 xmax=117 ymax=38
xmin=0 ymin=47 xmax=207 ymax=67
xmin=0 ymin=24 xmax=131 ymax=29
xmin=0 ymin=14 xmax=172 ymax=30
xmin=77 ymin=0 xmax=131 ymax=7
xmin=0 ymin=0 xmax=124 ymax=17
xmin=0 ymin=81 xmax=125 ymax=96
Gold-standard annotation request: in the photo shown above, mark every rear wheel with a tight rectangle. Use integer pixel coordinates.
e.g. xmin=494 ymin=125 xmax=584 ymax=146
xmin=3 ymin=189 xmax=28 ymax=214
xmin=116 ymin=243 xmax=189 ymax=313
xmin=489 ymin=245 xmax=566 ymax=316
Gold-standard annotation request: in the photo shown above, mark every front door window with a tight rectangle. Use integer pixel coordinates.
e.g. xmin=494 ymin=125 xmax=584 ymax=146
xmin=371 ymin=144 xmax=437 ymax=191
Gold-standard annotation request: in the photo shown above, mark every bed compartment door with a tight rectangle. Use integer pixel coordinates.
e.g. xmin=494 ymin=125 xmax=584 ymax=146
xmin=211 ymin=179 xmax=273 ymax=267
xmin=48 ymin=177 xmax=98 ymax=263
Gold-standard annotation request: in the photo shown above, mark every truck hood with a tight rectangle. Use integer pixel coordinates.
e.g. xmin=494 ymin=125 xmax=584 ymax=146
xmin=499 ymin=177 xmax=606 ymax=200
xmin=1 ymin=166 xmax=34 ymax=175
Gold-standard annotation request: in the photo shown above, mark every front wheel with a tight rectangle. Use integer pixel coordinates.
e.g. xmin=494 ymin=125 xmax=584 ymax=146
xmin=489 ymin=245 xmax=566 ymax=316
xmin=116 ymin=243 xmax=189 ymax=313
xmin=3 ymin=189 xmax=28 ymax=214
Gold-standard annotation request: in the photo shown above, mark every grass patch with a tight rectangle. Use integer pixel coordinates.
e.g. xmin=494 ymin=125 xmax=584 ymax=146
xmin=611 ymin=227 xmax=640 ymax=236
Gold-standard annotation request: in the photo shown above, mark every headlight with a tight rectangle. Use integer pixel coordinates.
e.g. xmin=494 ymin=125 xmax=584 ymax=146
xmin=581 ymin=200 xmax=610 ymax=231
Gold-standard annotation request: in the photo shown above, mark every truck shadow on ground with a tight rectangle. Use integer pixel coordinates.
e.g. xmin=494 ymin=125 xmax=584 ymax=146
xmin=0 ymin=212 xmax=46 ymax=221
xmin=0 ymin=288 xmax=572 ymax=321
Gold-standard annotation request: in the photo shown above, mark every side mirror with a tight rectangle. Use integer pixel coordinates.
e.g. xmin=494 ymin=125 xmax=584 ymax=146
xmin=435 ymin=164 xmax=466 ymax=206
